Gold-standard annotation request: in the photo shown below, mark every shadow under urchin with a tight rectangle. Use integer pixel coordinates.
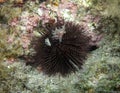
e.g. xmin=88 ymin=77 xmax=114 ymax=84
xmin=27 ymin=18 xmax=91 ymax=76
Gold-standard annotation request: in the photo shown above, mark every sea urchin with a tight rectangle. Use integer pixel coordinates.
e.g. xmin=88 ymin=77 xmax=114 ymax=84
xmin=28 ymin=18 xmax=91 ymax=76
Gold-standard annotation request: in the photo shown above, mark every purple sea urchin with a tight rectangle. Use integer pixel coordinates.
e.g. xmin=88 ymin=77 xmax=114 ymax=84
xmin=28 ymin=18 xmax=91 ymax=76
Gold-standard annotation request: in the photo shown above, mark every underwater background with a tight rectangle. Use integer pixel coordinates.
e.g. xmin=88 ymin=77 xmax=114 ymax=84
xmin=0 ymin=0 xmax=120 ymax=93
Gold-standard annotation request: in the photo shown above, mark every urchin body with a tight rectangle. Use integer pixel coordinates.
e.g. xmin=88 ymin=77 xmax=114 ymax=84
xmin=29 ymin=19 xmax=90 ymax=76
